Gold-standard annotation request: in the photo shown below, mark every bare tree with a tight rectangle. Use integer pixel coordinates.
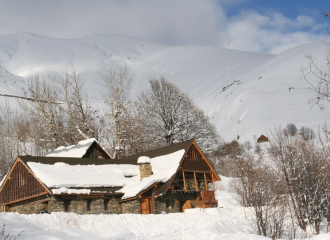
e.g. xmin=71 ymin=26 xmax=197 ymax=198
xmin=268 ymin=127 xmax=330 ymax=234
xmin=284 ymin=123 xmax=298 ymax=137
xmin=232 ymin=148 xmax=288 ymax=239
xmin=300 ymin=47 xmax=330 ymax=109
xmin=268 ymin=128 xmax=308 ymax=232
xmin=299 ymin=126 xmax=315 ymax=140
xmin=63 ymin=68 xmax=99 ymax=143
xmin=0 ymin=102 xmax=33 ymax=180
xmin=134 ymin=76 xmax=219 ymax=152
xmin=300 ymin=10 xmax=330 ymax=109
xmin=118 ymin=105 xmax=150 ymax=155
xmin=102 ymin=65 xmax=134 ymax=158
xmin=18 ymin=73 xmax=66 ymax=149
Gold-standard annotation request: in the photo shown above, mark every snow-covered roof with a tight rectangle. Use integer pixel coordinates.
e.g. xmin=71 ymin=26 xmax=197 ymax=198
xmin=120 ymin=149 xmax=185 ymax=199
xmin=45 ymin=138 xmax=102 ymax=158
xmin=25 ymin=149 xmax=185 ymax=198
xmin=27 ymin=162 xmax=139 ymax=188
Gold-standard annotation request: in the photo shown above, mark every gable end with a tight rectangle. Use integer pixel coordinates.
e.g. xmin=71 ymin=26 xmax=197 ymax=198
xmin=0 ymin=158 xmax=50 ymax=205
xmin=181 ymin=144 xmax=211 ymax=172
xmin=83 ymin=142 xmax=111 ymax=159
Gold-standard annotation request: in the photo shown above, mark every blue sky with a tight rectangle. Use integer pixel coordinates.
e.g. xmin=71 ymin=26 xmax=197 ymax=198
xmin=0 ymin=0 xmax=328 ymax=54
xmin=216 ymin=0 xmax=329 ymax=53
xmin=224 ymin=0 xmax=329 ymax=20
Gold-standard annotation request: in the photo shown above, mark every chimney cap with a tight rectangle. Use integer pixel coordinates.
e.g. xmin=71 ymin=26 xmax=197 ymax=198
xmin=138 ymin=156 xmax=151 ymax=164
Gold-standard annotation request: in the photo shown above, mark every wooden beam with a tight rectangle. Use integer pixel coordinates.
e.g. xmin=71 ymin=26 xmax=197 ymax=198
xmin=204 ymin=173 xmax=208 ymax=191
xmin=194 ymin=172 xmax=198 ymax=191
xmin=211 ymin=173 xmax=215 ymax=190
xmin=77 ymin=194 xmax=105 ymax=198
xmin=182 ymin=171 xmax=187 ymax=191
xmin=2 ymin=192 xmax=49 ymax=205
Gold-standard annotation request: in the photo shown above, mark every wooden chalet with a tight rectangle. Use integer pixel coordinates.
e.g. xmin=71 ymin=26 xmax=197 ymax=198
xmin=0 ymin=139 xmax=220 ymax=214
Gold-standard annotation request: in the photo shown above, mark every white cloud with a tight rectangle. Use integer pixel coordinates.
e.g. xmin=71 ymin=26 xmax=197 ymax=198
xmin=218 ymin=10 xmax=328 ymax=53
xmin=0 ymin=0 xmax=327 ymax=54
xmin=0 ymin=0 xmax=221 ymax=46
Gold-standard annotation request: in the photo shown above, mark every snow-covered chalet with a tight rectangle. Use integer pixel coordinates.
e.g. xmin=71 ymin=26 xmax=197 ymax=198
xmin=0 ymin=139 xmax=220 ymax=214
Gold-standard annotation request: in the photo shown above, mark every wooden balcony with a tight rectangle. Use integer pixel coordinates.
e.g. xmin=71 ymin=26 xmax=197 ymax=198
xmin=196 ymin=190 xmax=217 ymax=208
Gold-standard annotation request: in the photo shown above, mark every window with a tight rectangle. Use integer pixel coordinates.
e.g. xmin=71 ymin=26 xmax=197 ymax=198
xmin=191 ymin=150 xmax=198 ymax=159
xmin=42 ymin=201 xmax=49 ymax=213
xmin=17 ymin=174 xmax=25 ymax=187
xmin=166 ymin=199 xmax=172 ymax=209
xmin=64 ymin=199 xmax=71 ymax=212
xmin=104 ymin=199 xmax=110 ymax=210
xmin=87 ymin=199 xmax=92 ymax=211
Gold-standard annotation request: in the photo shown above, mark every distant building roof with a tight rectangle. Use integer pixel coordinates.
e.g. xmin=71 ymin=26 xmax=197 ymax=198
xmin=257 ymin=135 xmax=269 ymax=143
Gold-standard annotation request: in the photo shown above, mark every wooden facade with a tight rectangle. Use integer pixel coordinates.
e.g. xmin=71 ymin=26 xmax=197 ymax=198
xmin=0 ymin=159 xmax=49 ymax=206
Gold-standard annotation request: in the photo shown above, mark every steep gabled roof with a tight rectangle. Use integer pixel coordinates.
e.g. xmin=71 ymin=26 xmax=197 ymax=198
xmin=45 ymin=138 xmax=111 ymax=159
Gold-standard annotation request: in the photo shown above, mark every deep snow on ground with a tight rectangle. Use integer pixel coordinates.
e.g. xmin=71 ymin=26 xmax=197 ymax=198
xmin=0 ymin=33 xmax=329 ymax=143
xmin=1 ymin=177 xmax=330 ymax=240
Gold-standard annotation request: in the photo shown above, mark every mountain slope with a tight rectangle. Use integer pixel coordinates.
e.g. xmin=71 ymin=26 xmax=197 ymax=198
xmin=0 ymin=33 xmax=328 ymax=142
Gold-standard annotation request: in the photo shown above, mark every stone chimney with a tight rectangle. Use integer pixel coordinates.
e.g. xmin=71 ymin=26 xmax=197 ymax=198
xmin=138 ymin=156 xmax=152 ymax=181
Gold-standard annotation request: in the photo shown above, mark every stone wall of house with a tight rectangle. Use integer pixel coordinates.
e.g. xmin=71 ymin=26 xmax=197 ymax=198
xmin=155 ymin=192 xmax=198 ymax=214
xmin=50 ymin=195 xmax=122 ymax=214
xmin=105 ymin=197 xmax=122 ymax=214
xmin=9 ymin=195 xmax=50 ymax=214
xmin=9 ymin=195 xmax=122 ymax=214
xmin=7 ymin=192 xmax=205 ymax=215
xmin=121 ymin=199 xmax=140 ymax=214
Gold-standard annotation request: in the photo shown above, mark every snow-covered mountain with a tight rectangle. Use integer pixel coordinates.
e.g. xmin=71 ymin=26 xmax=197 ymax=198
xmin=0 ymin=33 xmax=329 ymax=142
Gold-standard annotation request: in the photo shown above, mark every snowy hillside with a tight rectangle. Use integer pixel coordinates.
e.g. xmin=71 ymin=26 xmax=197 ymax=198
xmin=0 ymin=33 xmax=329 ymax=142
